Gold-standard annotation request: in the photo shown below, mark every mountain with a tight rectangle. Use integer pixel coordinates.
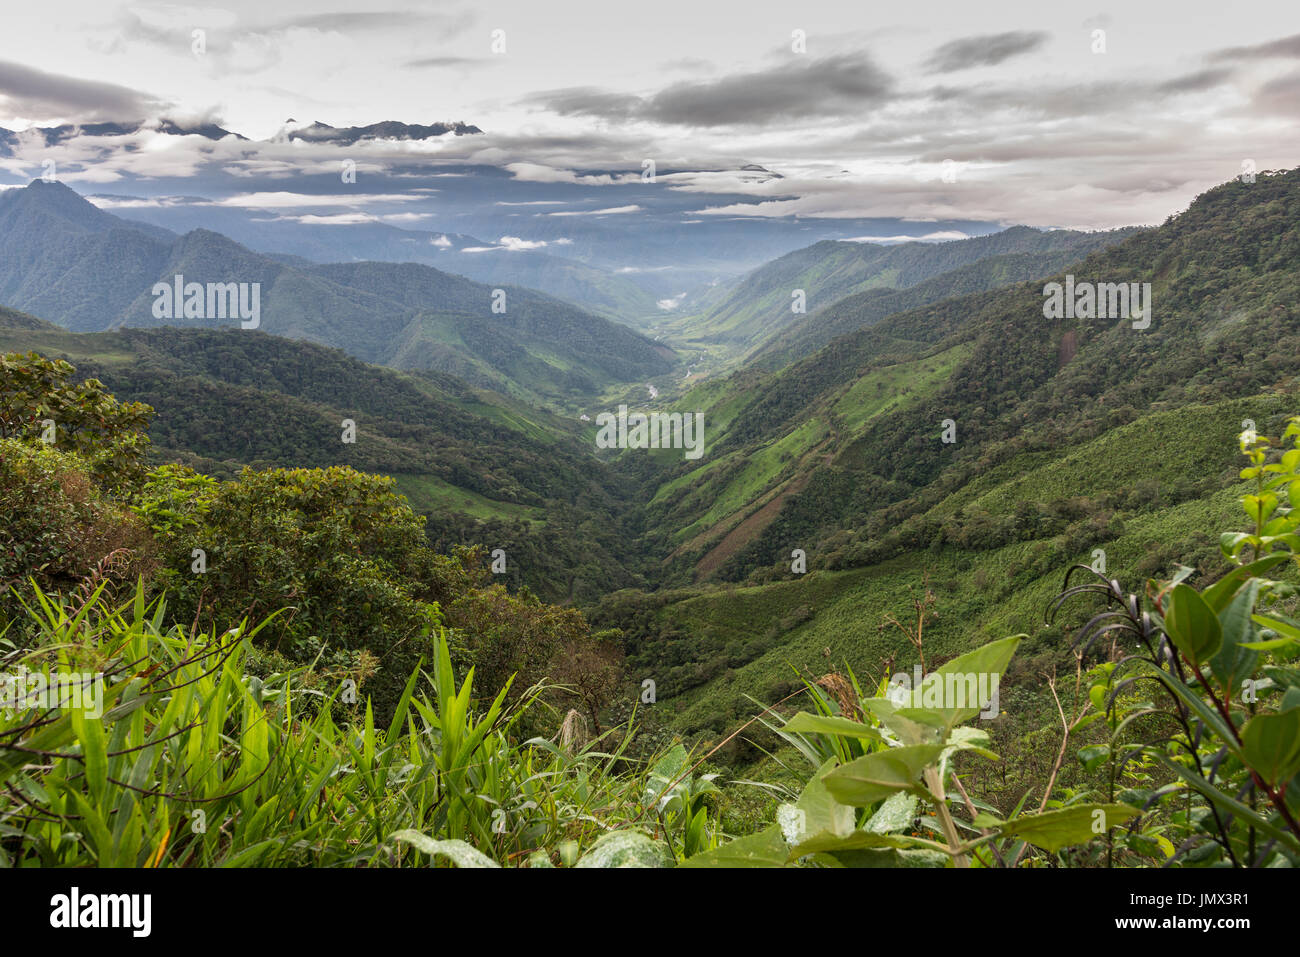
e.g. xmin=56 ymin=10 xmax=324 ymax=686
xmin=748 ymin=243 xmax=1137 ymax=371
xmin=0 ymin=117 xmax=475 ymax=155
xmin=636 ymin=170 xmax=1300 ymax=584
xmin=94 ymin=202 xmax=668 ymax=323
xmin=662 ymin=226 xmax=1137 ymax=362
xmin=0 ymin=120 xmax=245 ymax=154
xmin=0 ymin=304 xmax=646 ymax=603
xmin=589 ymin=167 xmax=1300 ymax=737
xmin=0 ymin=181 xmax=675 ymax=408
xmin=281 ymin=119 xmax=482 ymax=143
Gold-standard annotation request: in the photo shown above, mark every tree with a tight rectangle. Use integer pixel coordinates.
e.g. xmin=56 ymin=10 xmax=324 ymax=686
xmin=0 ymin=352 xmax=153 ymax=495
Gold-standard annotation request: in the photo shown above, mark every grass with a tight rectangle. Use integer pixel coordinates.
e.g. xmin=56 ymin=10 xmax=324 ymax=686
xmin=393 ymin=473 xmax=546 ymax=524
xmin=832 ymin=343 xmax=973 ymax=434
xmin=0 ymin=582 xmax=681 ymax=867
xmin=629 ymin=389 xmax=1294 ymax=741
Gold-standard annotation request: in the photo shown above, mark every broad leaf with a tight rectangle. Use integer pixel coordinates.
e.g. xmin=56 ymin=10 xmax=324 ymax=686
xmin=574 ymin=830 xmax=675 ymax=868
xmin=996 ymin=804 xmax=1140 ymax=853
xmin=391 ymin=831 xmax=500 ymax=868
xmin=822 ymin=744 xmax=942 ymax=806
xmin=1240 ymin=709 xmax=1300 ymax=786
xmin=1164 ymin=583 xmax=1222 ymax=667
xmin=679 ymin=825 xmax=787 ymax=868
xmin=782 ymin=712 xmax=883 ymax=742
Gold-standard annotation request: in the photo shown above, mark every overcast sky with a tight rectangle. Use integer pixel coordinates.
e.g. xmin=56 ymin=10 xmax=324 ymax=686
xmin=1 ymin=0 xmax=1298 ymax=229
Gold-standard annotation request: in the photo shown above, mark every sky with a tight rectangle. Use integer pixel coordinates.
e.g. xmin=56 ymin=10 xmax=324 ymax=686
xmin=0 ymin=0 xmax=1298 ymax=231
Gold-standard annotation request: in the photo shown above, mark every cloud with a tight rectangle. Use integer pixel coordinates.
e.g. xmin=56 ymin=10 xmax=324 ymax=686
xmin=88 ymin=194 xmax=193 ymax=209
xmin=0 ymin=60 xmax=164 ymax=121
xmin=924 ymin=68 xmax=1238 ymax=123
xmin=547 ymin=205 xmax=642 ymax=216
xmin=497 ymin=235 xmax=547 ymax=250
xmin=380 ymin=212 xmax=434 ymax=222
xmin=405 ymin=56 xmax=487 ymax=69
xmin=1155 ymin=68 xmax=1236 ymax=94
xmin=504 ymin=162 xmax=638 ymax=185
xmin=262 ymin=10 xmax=476 ymax=36
xmin=529 ymin=88 xmax=643 ymax=121
xmin=1252 ymin=69 xmax=1300 ymax=115
xmin=459 ymin=235 xmax=572 ymax=252
xmin=648 ymin=54 xmax=895 ymax=125
xmin=210 ymin=191 xmax=421 ymax=208
xmin=840 ymin=230 xmax=970 ymax=243
xmin=924 ymin=31 xmax=1048 ymax=73
xmin=1210 ymin=33 xmax=1300 ymax=62
xmin=531 ymin=53 xmax=895 ymax=126
xmin=280 ymin=212 xmax=379 ymax=224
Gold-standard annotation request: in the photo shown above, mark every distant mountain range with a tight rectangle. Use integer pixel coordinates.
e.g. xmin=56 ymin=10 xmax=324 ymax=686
xmin=0 ymin=117 xmax=480 ymax=154
xmin=0 ymin=120 xmax=247 ymax=151
xmin=0 ymin=180 xmax=673 ymax=407
xmin=91 ymin=199 xmax=670 ymax=322
xmin=280 ymin=119 xmax=482 ymax=143
xmin=663 ymin=225 xmax=1138 ymax=363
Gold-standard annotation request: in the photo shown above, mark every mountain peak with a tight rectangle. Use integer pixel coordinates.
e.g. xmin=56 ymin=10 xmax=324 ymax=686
xmin=286 ymin=120 xmax=483 ymax=145
xmin=1 ymin=178 xmax=110 ymax=231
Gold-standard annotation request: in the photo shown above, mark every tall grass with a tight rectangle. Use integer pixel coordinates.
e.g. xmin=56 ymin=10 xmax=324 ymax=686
xmin=0 ymin=581 xmax=681 ymax=867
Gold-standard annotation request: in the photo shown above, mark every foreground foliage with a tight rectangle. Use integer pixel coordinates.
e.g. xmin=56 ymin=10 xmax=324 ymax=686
xmin=0 ymin=584 xmax=670 ymax=867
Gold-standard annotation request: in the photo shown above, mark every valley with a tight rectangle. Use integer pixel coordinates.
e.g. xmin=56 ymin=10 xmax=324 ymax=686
xmin=5 ymin=168 xmax=1298 ymax=751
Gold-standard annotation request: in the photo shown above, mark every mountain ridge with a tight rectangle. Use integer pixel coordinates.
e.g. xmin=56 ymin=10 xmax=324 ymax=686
xmin=0 ymin=181 xmax=674 ymax=408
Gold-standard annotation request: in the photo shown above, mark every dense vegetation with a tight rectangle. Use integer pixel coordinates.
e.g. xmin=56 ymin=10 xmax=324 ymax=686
xmin=663 ymin=224 xmax=1136 ymax=360
xmin=5 ymin=168 xmax=1300 ymax=868
xmin=5 ymin=403 xmax=1300 ymax=866
xmin=0 ymin=313 xmax=648 ymax=605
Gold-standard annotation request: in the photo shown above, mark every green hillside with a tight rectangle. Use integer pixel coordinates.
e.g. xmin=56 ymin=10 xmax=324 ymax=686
xmin=658 ymin=226 xmax=1136 ymax=363
xmin=627 ymin=170 xmax=1300 ymax=592
xmin=596 ymin=393 xmax=1286 ymax=735
xmin=572 ymin=169 xmax=1300 ymax=785
xmin=0 ymin=307 xmax=647 ymax=603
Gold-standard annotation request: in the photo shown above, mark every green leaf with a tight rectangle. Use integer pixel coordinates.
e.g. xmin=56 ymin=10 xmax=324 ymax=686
xmin=1240 ymin=709 xmax=1300 ymax=786
xmin=1164 ymin=583 xmax=1222 ymax=667
xmin=1147 ymin=751 xmax=1300 ymax=853
xmin=1077 ymin=744 xmax=1111 ymax=773
xmin=1209 ymin=580 xmax=1261 ymax=694
xmin=1251 ymin=613 xmax=1300 ymax=648
xmin=679 ymin=825 xmax=789 ymax=868
xmin=822 ymin=744 xmax=943 ymax=806
xmin=1132 ymin=660 xmax=1246 ymax=765
xmin=390 ymin=831 xmax=501 ymax=868
xmin=575 ymin=831 xmax=675 ymax=868
xmin=782 ymin=712 xmax=883 ymax=742
xmin=863 ymin=698 xmax=947 ymax=747
xmin=814 ymin=847 xmax=950 ymax=868
xmin=865 ymin=791 xmax=919 ymax=834
xmin=996 ymin=804 xmax=1141 ymax=853
xmin=789 ymin=830 xmax=919 ymax=860
xmin=896 ymin=635 xmax=1021 ymax=727
xmin=782 ymin=757 xmax=855 ymax=844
